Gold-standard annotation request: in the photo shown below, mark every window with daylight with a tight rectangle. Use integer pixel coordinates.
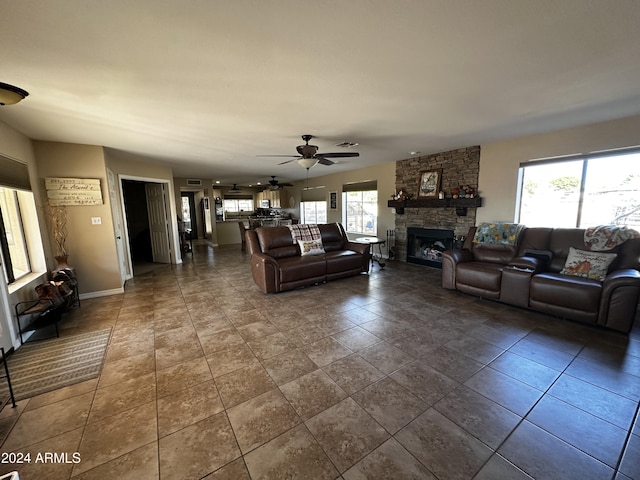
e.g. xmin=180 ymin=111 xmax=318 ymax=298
xmin=343 ymin=181 xmax=378 ymax=235
xmin=222 ymin=199 xmax=254 ymax=214
xmin=0 ymin=187 xmax=32 ymax=283
xmin=300 ymin=201 xmax=327 ymax=224
xmin=517 ymin=149 xmax=640 ymax=228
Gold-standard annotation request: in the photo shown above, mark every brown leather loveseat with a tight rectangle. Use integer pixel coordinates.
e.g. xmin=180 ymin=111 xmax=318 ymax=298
xmin=246 ymin=223 xmax=370 ymax=293
xmin=442 ymin=225 xmax=640 ymax=333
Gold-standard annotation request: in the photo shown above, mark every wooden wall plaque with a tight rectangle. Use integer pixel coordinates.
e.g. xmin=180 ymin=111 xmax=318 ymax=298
xmin=45 ymin=177 xmax=104 ymax=205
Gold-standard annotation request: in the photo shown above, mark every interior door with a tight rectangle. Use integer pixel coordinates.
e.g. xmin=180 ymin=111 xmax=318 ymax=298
xmin=145 ymin=183 xmax=171 ymax=263
xmin=107 ymin=169 xmax=129 ymax=283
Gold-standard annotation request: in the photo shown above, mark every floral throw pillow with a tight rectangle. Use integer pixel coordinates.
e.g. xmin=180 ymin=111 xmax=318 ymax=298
xmin=560 ymin=247 xmax=617 ymax=281
xmin=298 ymin=239 xmax=325 ymax=256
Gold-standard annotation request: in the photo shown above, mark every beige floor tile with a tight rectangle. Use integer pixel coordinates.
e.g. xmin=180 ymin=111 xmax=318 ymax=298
xmin=159 ymin=412 xmax=241 ymax=480
xmin=358 ymin=341 xmax=415 ymax=374
xmin=197 ymin=329 xmax=246 ymax=356
xmin=352 ymin=377 xmax=428 ymax=434
xmin=236 ymin=320 xmax=279 ymax=342
xmin=343 ymin=438 xmax=437 ymax=480
xmin=305 ymin=397 xmax=389 ymax=473
xmin=247 ymin=332 xmax=297 ymax=360
xmin=205 ymin=344 xmax=260 ymax=378
xmin=322 ymin=354 xmax=386 ymax=395
xmin=156 ymin=356 xmax=213 ymax=398
xmin=71 ymin=442 xmax=159 ymax=480
xmin=244 ymin=424 xmax=338 ymax=480
xmin=202 ymin=457 xmax=251 ymax=479
xmin=332 ymin=326 xmax=382 ymax=351
xmin=157 ymin=380 xmax=224 ymax=437
xmin=98 ymin=351 xmax=156 ymax=388
xmin=261 ymin=348 xmax=318 ymax=385
xmin=279 ymin=370 xmax=347 ymax=420
xmin=74 ymin=401 xmax=158 ymax=475
xmin=390 ymin=361 xmax=459 ymax=406
xmin=90 ymin=372 xmax=153 ymax=417
xmin=215 ymin=364 xmax=276 ymax=408
xmin=302 ymin=337 xmax=353 ymax=367
xmin=24 ymin=378 xmax=98 ymax=412
xmin=227 ymin=389 xmax=301 ymax=453
xmin=2 ymin=392 xmax=93 ymax=451
xmin=396 ymin=408 xmax=492 ymax=479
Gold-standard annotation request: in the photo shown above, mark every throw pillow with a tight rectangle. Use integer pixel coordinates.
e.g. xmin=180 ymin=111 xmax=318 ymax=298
xmin=560 ymin=247 xmax=617 ymax=281
xmin=298 ymin=239 xmax=325 ymax=256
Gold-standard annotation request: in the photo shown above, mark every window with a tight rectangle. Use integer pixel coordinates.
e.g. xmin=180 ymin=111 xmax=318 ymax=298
xmin=181 ymin=196 xmax=192 ymax=230
xmin=301 ymin=201 xmax=327 ymax=224
xmin=344 ymin=189 xmax=378 ymax=235
xmin=0 ymin=187 xmax=31 ymax=283
xmin=517 ymin=149 xmax=640 ymax=228
xmin=222 ymin=199 xmax=254 ymax=214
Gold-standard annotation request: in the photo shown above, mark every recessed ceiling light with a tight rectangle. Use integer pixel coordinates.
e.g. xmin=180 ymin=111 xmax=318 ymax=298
xmin=409 ymin=151 xmax=421 ymax=155
xmin=215 ymin=180 xmax=221 ymax=184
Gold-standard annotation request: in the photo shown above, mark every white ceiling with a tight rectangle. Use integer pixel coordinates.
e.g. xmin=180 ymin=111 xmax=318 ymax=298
xmin=2 ymin=1 xmax=640 ymax=186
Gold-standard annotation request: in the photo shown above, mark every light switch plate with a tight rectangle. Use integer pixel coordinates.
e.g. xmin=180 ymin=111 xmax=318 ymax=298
xmin=91 ymin=217 xmax=102 ymax=225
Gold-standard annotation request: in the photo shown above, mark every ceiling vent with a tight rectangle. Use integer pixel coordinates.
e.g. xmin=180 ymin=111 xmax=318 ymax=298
xmin=186 ymin=179 xmax=202 ymax=186
xmin=335 ymin=141 xmax=359 ymax=148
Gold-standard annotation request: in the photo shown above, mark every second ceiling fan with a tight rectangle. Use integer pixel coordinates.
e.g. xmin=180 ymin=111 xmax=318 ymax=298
xmin=258 ymin=134 xmax=359 ymax=168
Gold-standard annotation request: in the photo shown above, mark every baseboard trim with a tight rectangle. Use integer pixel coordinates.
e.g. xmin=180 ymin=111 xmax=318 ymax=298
xmin=79 ymin=287 xmax=124 ymax=300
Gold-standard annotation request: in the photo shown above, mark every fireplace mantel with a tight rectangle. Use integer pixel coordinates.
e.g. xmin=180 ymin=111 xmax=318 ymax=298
xmin=388 ymin=197 xmax=482 ymax=216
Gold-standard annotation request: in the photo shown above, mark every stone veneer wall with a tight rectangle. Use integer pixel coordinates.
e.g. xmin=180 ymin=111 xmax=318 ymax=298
xmin=393 ymin=146 xmax=480 ymax=262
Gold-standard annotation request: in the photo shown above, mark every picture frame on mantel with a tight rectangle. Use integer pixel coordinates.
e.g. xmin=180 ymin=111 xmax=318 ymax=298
xmin=417 ymin=169 xmax=442 ymax=198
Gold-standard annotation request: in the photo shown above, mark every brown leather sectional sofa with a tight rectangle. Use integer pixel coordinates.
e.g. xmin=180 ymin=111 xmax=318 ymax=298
xmin=246 ymin=223 xmax=370 ymax=293
xmin=442 ymin=226 xmax=640 ymax=333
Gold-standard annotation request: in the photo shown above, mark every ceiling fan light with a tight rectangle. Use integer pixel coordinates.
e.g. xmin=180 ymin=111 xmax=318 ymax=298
xmin=0 ymin=82 xmax=29 ymax=106
xmin=298 ymin=158 xmax=318 ymax=169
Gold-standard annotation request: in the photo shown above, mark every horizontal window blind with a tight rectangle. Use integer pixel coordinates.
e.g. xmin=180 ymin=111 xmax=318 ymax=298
xmin=342 ymin=180 xmax=377 ymax=192
xmin=0 ymin=155 xmax=31 ymax=191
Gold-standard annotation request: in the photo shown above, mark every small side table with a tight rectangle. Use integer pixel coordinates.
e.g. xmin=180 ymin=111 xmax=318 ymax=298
xmin=353 ymin=236 xmax=386 ymax=270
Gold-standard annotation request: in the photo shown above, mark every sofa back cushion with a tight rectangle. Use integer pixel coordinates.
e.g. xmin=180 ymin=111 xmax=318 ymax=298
xmin=617 ymin=238 xmax=640 ymax=270
xmin=548 ymin=228 xmax=588 ymax=272
xmin=471 ymin=243 xmax=520 ymax=264
xmin=516 ymin=228 xmax=553 ymax=256
xmin=255 ymin=226 xmax=299 ymax=258
xmin=318 ymin=223 xmax=346 ymax=252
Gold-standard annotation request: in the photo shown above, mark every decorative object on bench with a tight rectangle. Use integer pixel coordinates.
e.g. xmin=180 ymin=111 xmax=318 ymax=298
xmin=442 ymin=225 xmax=640 ymax=333
xmin=246 ymin=223 xmax=370 ymax=293
xmin=14 ymin=269 xmax=79 ymax=344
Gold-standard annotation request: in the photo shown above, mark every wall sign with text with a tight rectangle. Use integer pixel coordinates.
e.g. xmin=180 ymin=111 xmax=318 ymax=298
xmin=45 ymin=177 xmax=104 ymax=205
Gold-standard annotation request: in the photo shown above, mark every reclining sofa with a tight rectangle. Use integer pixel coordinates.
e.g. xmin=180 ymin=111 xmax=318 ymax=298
xmin=246 ymin=222 xmax=370 ymax=293
xmin=442 ymin=224 xmax=640 ymax=333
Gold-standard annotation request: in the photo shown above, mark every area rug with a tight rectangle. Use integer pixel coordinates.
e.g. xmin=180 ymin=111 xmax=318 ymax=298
xmin=0 ymin=328 xmax=111 ymax=402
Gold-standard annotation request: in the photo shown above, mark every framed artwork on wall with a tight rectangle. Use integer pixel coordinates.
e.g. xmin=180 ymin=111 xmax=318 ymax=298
xmin=417 ymin=170 xmax=442 ymax=198
xmin=329 ymin=191 xmax=337 ymax=210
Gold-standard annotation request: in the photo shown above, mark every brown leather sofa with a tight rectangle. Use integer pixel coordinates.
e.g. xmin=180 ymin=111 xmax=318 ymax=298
xmin=246 ymin=223 xmax=370 ymax=293
xmin=442 ymin=226 xmax=640 ymax=333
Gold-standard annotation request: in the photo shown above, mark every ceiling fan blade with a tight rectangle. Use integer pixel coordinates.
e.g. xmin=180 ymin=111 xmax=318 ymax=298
xmin=256 ymin=154 xmax=300 ymax=158
xmin=277 ymin=158 xmax=298 ymax=165
xmin=316 ymin=157 xmax=335 ymax=166
xmin=317 ymin=152 xmax=360 ymax=158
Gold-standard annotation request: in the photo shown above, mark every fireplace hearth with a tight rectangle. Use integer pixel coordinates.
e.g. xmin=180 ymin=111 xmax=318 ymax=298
xmin=407 ymin=227 xmax=454 ymax=268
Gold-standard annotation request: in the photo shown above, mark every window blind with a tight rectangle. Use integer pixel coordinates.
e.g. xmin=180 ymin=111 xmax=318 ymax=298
xmin=0 ymin=155 xmax=31 ymax=191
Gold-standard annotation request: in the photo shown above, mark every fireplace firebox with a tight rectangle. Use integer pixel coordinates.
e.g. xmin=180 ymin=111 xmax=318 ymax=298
xmin=407 ymin=227 xmax=454 ymax=268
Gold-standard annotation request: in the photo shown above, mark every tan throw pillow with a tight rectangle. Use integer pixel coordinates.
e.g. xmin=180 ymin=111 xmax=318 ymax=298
xmin=298 ymin=239 xmax=325 ymax=256
xmin=560 ymin=247 xmax=617 ymax=281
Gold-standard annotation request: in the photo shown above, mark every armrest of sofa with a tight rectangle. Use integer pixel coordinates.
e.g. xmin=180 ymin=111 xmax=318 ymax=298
xmin=345 ymin=241 xmax=370 ymax=256
xmin=599 ymin=268 xmax=640 ymax=332
xmin=250 ymin=252 xmax=281 ymax=293
xmin=441 ymin=249 xmax=473 ymax=289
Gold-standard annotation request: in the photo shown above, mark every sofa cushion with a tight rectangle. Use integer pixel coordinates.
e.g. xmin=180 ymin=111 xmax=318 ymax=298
xmin=559 ymin=247 xmax=617 ymax=281
xmin=256 ymin=226 xmax=299 ymax=259
xmin=456 ymin=262 xmax=504 ymax=295
xmin=277 ymin=255 xmax=326 ymax=283
xmin=318 ymin=223 xmax=346 ymax=252
xmin=325 ymin=250 xmax=364 ymax=274
xmin=530 ymin=272 xmax=602 ymax=313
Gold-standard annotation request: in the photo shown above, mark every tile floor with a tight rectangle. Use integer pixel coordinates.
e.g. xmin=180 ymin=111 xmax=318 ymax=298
xmin=1 ymin=241 xmax=639 ymax=480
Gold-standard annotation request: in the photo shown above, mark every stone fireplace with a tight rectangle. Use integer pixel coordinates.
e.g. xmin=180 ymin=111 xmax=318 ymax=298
xmin=393 ymin=146 xmax=480 ymax=264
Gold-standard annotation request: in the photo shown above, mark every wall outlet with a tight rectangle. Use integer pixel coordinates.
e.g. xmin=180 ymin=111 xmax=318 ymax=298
xmin=91 ymin=217 xmax=102 ymax=225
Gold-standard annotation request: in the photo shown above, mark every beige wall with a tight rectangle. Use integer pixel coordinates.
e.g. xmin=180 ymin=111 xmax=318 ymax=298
xmin=290 ymin=162 xmax=396 ymax=241
xmin=33 ymin=141 xmax=122 ymax=295
xmin=478 ymin=114 xmax=640 ymax=223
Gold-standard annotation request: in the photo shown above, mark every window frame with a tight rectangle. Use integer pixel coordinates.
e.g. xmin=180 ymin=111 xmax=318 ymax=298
xmin=0 ymin=187 xmax=32 ymax=284
xmin=300 ymin=200 xmax=327 ymax=224
xmin=516 ymin=147 xmax=640 ymax=228
xmin=343 ymin=189 xmax=378 ymax=235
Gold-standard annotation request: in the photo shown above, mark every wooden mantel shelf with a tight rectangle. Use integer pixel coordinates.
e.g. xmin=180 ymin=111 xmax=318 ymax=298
xmin=388 ymin=197 xmax=482 ymax=216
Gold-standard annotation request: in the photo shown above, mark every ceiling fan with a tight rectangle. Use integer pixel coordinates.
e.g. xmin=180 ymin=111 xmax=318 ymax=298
xmin=266 ymin=176 xmax=293 ymax=190
xmin=258 ymin=134 xmax=360 ymax=168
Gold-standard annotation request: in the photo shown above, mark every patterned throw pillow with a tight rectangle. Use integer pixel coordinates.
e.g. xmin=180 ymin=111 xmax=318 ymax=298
xmin=298 ymin=239 xmax=325 ymax=256
xmin=560 ymin=247 xmax=617 ymax=281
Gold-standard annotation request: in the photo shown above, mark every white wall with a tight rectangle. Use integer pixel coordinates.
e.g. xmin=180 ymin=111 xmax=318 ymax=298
xmin=477 ymin=114 xmax=640 ymax=223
